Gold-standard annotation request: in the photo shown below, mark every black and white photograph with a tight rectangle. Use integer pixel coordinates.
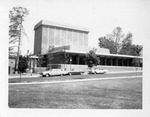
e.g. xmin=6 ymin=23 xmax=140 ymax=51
xmin=0 ymin=0 xmax=150 ymax=117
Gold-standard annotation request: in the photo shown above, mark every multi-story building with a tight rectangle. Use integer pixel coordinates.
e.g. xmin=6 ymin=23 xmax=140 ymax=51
xmin=33 ymin=20 xmax=142 ymax=70
xmin=34 ymin=20 xmax=89 ymax=54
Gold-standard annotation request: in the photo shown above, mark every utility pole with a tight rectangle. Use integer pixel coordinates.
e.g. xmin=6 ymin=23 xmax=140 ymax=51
xmin=15 ymin=16 xmax=22 ymax=73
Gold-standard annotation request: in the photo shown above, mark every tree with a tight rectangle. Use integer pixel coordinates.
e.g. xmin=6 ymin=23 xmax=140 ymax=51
xmin=85 ymin=48 xmax=100 ymax=68
xmin=99 ymin=36 xmax=117 ymax=54
xmin=119 ymin=32 xmax=133 ymax=55
xmin=18 ymin=55 xmax=29 ymax=73
xmin=98 ymin=27 xmax=143 ymax=56
xmin=110 ymin=27 xmax=124 ymax=43
xmin=37 ymin=46 xmax=55 ymax=67
xmin=9 ymin=6 xmax=29 ymax=72
xmin=122 ymin=32 xmax=133 ymax=45
xmin=98 ymin=27 xmax=125 ymax=54
xmin=130 ymin=44 xmax=143 ymax=56
xmin=131 ymin=45 xmax=143 ymax=67
xmin=38 ymin=55 xmax=47 ymax=67
xmin=62 ymin=53 xmax=70 ymax=64
xmin=132 ymin=58 xmax=141 ymax=67
xmin=119 ymin=32 xmax=142 ymax=56
xmin=46 ymin=46 xmax=55 ymax=65
xmin=17 ymin=55 xmax=29 ymax=82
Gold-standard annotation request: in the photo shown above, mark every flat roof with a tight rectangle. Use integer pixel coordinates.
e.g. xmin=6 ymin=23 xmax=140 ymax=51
xmin=43 ymin=49 xmax=142 ymax=59
xmin=65 ymin=50 xmax=142 ymax=59
xmin=34 ymin=20 xmax=90 ymax=32
xmin=96 ymin=52 xmax=142 ymax=59
xmin=29 ymin=55 xmax=39 ymax=59
xmin=42 ymin=45 xmax=142 ymax=59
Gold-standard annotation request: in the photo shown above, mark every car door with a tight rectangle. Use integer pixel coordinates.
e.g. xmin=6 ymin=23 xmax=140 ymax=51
xmin=51 ymin=69 xmax=61 ymax=76
xmin=56 ymin=69 xmax=62 ymax=75
xmin=49 ymin=69 xmax=57 ymax=76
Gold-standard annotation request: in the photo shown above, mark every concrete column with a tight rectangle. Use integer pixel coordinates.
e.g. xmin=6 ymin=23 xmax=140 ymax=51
xmin=31 ymin=60 xmax=33 ymax=68
xmin=124 ymin=59 xmax=126 ymax=66
xmin=116 ymin=58 xmax=118 ymax=66
xmin=84 ymin=58 xmax=86 ymax=65
xmin=100 ymin=57 xmax=102 ymax=65
xmin=77 ymin=55 xmax=79 ymax=65
xmin=105 ymin=57 xmax=107 ymax=65
xmin=70 ymin=55 xmax=72 ymax=70
xmin=111 ymin=58 xmax=113 ymax=66
xmin=122 ymin=58 xmax=124 ymax=66
xmin=127 ymin=59 xmax=129 ymax=66
xmin=35 ymin=59 xmax=37 ymax=67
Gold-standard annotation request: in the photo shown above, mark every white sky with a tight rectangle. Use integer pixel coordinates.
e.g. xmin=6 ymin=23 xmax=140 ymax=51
xmin=1 ymin=0 xmax=150 ymax=55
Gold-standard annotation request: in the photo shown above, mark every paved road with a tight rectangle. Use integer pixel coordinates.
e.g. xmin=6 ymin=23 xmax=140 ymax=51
xmin=9 ymin=71 xmax=142 ymax=83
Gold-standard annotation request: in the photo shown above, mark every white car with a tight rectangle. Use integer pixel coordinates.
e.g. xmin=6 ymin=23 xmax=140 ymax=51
xmin=41 ymin=69 xmax=68 ymax=77
xmin=90 ymin=68 xmax=108 ymax=74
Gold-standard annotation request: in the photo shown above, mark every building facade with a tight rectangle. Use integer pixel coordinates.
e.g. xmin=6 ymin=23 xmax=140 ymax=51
xmin=9 ymin=56 xmax=16 ymax=74
xmin=34 ymin=20 xmax=142 ymax=69
xmin=34 ymin=20 xmax=89 ymax=54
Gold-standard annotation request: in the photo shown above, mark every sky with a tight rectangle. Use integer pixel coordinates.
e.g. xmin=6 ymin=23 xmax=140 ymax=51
xmin=1 ymin=0 xmax=150 ymax=55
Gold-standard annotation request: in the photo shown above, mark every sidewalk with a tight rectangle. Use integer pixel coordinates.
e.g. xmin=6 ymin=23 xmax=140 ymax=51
xmin=9 ymin=73 xmax=41 ymax=79
xmin=107 ymin=70 xmax=142 ymax=74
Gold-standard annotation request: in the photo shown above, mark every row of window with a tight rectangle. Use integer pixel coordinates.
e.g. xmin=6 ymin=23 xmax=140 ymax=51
xmin=42 ymin=27 xmax=88 ymax=48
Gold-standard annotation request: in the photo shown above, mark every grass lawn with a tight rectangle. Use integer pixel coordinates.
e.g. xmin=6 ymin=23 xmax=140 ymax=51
xmin=9 ymin=77 xmax=142 ymax=109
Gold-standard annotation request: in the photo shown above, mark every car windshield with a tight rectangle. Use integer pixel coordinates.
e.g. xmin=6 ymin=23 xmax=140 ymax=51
xmin=46 ymin=69 xmax=52 ymax=71
xmin=95 ymin=68 xmax=101 ymax=70
xmin=93 ymin=68 xmax=98 ymax=70
xmin=52 ymin=69 xmax=61 ymax=71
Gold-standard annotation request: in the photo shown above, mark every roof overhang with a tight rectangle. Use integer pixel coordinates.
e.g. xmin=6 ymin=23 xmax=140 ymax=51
xmin=96 ymin=53 xmax=143 ymax=59
xmin=29 ymin=55 xmax=39 ymax=59
xmin=65 ymin=50 xmax=143 ymax=59
xmin=42 ymin=49 xmax=142 ymax=59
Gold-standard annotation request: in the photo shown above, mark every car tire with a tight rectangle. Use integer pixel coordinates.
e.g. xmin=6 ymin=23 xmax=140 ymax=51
xmin=46 ymin=74 xmax=49 ymax=77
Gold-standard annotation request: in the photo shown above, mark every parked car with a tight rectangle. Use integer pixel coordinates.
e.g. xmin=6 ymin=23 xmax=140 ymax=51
xmin=40 ymin=69 xmax=68 ymax=77
xmin=68 ymin=69 xmax=84 ymax=75
xmin=89 ymin=68 xmax=108 ymax=74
